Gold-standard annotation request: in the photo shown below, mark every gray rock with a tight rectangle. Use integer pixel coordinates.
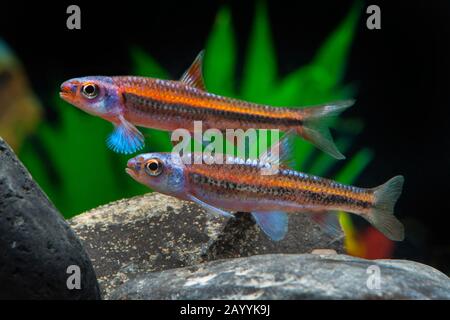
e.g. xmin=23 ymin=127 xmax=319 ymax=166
xmin=70 ymin=193 xmax=343 ymax=298
xmin=69 ymin=193 xmax=226 ymax=298
xmin=110 ymin=253 xmax=450 ymax=300
xmin=0 ymin=137 xmax=101 ymax=299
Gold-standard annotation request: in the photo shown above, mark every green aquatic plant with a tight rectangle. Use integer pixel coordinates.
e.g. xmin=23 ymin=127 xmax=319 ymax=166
xmin=19 ymin=1 xmax=371 ymax=220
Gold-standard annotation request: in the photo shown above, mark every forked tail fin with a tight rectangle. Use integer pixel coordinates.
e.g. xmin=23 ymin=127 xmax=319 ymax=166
xmin=364 ymin=175 xmax=405 ymax=241
xmin=297 ymin=100 xmax=354 ymax=160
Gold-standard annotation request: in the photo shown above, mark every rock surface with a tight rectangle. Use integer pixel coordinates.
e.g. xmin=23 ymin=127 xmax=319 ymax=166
xmin=70 ymin=193 xmax=343 ymax=298
xmin=110 ymin=253 xmax=450 ymax=300
xmin=0 ymin=137 xmax=101 ymax=299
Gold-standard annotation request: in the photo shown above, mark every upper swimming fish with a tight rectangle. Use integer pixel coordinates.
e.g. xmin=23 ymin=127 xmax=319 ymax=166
xmin=124 ymin=134 xmax=405 ymax=242
xmin=59 ymin=51 xmax=353 ymax=158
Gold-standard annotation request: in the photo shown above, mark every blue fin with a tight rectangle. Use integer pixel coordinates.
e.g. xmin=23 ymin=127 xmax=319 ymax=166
xmin=251 ymin=211 xmax=289 ymax=241
xmin=188 ymin=194 xmax=234 ymax=219
xmin=106 ymin=116 xmax=144 ymax=154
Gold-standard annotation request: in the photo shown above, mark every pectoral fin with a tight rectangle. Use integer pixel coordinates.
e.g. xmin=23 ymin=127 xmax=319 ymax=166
xmin=251 ymin=211 xmax=289 ymax=241
xmin=106 ymin=116 xmax=144 ymax=154
xmin=188 ymin=194 xmax=234 ymax=218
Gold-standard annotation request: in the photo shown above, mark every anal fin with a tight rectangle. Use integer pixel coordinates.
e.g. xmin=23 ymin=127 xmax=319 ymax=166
xmin=312 ymin=211 xmax=344 ymax=239
xmin=251 ymin=211 xmax=289 ymax=241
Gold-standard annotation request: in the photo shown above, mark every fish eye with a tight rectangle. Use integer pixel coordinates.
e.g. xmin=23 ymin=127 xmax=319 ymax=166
xmin=81 ymin=83 xmax=99 ymax=99
xmin=145 ymin=158 xmax=163 ymax=176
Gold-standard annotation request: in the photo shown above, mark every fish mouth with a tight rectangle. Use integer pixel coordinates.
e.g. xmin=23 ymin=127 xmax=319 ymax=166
xmin=125 ymin=167 xmax=136 ymax=178
xmin=59 ymin=82 xmax=76 ymax=100
xmin=59 ymin=91 xmax=70 ymax=100
xmin=125 ymin=158 xmax=140 ymax=179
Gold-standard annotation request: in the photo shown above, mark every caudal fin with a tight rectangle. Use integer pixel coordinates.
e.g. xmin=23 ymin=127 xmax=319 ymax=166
xmin=364 ymin=175 xmax=405 ymax=241
xmin=298 ymin=100 xmax=354 ymax=159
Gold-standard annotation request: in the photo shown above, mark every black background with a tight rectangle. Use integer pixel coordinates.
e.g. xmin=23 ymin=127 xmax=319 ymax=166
xmin=1 ymin=0 xmax=449 ymax=273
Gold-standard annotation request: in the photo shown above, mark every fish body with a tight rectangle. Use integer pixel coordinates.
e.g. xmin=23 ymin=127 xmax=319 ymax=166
xmin=117 ymin=77 xmax=306 ymax=133
xmin=125 ymin=150 xmax=405 ymax=242
xmin=60 ymin=51 xmax=352 ymax=158
xmin=183 ymin=157 xmax=371 ymax=215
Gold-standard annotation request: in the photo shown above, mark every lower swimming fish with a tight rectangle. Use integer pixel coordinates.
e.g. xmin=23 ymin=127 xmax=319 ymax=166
xmin=59 ymin=51 xmax=352 ymax=158
xmin=125 ymin=145 xmax=405 ymax=241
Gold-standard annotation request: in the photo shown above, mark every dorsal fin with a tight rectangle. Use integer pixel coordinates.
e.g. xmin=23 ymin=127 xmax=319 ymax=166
xmin=180 ymin=50 xmax=206 ymax=90
xmin=259 ymin=129 xmax=296 ymax=168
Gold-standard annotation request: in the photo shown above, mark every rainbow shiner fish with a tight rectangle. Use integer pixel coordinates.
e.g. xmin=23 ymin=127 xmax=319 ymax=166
xmin=59 ymin=51 xmax=352 ymax=158
xmin=125 ymin=134 xmax=405 ymax=241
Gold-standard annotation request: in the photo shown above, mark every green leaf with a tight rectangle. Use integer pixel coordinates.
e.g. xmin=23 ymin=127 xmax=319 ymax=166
xmin=270 ymin=2 xmax=361 ymax=172
xmin=241 ymin=1 xmax=277 ymax=102
xmin=271 ymin=2 xmax=360 ymax=106
xmin=204 ymin=6 xmax=237 ymax=96
xmin=312 ymin=2 xmax=361 ymax=91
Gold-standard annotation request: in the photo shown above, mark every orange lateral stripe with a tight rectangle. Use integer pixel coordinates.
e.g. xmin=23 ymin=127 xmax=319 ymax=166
xmin=128 ymin=86 xmax=298 ymax=120
xmin=192 ymin=165 xmax=373 ymax=203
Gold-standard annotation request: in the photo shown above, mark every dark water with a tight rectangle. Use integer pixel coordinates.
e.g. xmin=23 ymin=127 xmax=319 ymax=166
xmin=1 ymin=0 xmax=449 ymax=273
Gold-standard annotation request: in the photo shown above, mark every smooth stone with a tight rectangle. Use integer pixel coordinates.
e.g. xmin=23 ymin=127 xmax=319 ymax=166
xmin=110 ymin=253 xmax=450 ymax=300
xmin=0 ymin=137 xmax=101 ymax=299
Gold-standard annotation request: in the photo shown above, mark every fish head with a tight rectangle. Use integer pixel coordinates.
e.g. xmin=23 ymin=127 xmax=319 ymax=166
xmin=59 ymin=76 xmax=122 ymax=120
xmin=126 ymin=153 xmax=187 ymax=198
